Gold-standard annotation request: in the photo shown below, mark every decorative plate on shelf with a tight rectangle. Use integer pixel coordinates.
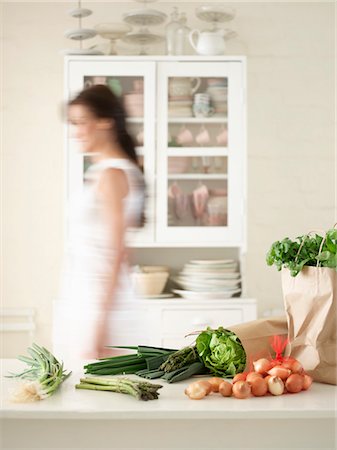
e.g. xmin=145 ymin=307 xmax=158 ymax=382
xmin=196 ymin=6 xmax=235 ymax=23
xmin=123 ymin=9 xmax=167 ymax=27
xmin=61 ymin=48 xmax=104 ymax=55
xmin=68 ymin=7 xmax=92 ymax=18
xmin=94 ymin=22 xmax=131 ymax=40
xmin=138 ymin=293 xmax=174 ymax=299
xmin=64 ymin=28 xmax=97 ymax=41
xmin=189 ymin=259 xmax=235 ymax=265
xmin=122 ymin=28 xmax=164 ymax=45
xmin=173 ymin=289 xmax=241 ymax=300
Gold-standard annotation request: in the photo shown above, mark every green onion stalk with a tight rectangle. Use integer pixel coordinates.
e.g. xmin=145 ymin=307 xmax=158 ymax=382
xmin=7 ymin=343 xmax=71 ymax=402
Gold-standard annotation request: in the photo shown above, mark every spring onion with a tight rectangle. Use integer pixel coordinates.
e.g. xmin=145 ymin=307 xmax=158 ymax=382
xmin=7 ymin=343 xmax=71 ymax=402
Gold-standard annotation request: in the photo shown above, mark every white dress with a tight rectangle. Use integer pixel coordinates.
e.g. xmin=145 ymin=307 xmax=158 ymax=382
xmin=53 ymin=157 xmax=145 ymax=366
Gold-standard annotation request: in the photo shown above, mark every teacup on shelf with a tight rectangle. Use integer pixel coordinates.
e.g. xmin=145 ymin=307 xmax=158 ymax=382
xmin=216 ymin=126 xmax=228 ymax=146
xmin=176 ymin=125 xmax=194 ymax=146
xmin=195 ymin=125 xmax=211 ymax=146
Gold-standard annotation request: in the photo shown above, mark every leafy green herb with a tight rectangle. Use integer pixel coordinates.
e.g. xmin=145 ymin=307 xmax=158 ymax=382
xmin=266 ymin=228 xmax=337 ymax=276
xmin=196 ymin=327 xmax=246 ymax=377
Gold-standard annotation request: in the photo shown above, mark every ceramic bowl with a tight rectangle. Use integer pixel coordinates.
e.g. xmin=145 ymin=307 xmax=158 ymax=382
xmin=131 ymin=272 xmax=169 ymax=296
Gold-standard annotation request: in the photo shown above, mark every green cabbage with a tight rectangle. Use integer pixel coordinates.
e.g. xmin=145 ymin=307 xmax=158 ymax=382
xmin=196 ymin=327 xmax=246 ymax=377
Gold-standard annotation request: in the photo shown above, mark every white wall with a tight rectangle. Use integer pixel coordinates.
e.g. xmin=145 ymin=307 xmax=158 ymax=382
xmin=1 ymin=1 xmax=335 ymax=357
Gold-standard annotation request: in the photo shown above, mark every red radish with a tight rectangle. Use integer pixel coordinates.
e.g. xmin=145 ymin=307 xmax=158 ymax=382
xmin=232 ymin=381 xmax=251 ymax=399
xmin=302 ymin=374 xmax=313 ymax=390
xmin=250 ymin=377 xmax=268 ymax=397
xmin=232 ymin=372 xmax=247 ymax=383
xmin=219 ymin=381 xmax=233 ymax=397
xmin=268 ymin=366 xmax=291 ymax=380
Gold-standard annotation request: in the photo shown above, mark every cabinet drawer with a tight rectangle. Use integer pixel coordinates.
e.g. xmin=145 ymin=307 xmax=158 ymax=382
xmin=161 ymin=335 xmax=196 ymax=349
xmin=162 ymin=308 xmax=243 ymax=336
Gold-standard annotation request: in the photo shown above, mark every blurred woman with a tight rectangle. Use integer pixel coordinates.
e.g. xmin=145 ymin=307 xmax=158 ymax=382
xmin=53 ymin=84 xmax=145 ymax=363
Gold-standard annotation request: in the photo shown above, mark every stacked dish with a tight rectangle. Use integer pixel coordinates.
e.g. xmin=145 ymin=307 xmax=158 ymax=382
xmin=206 ymin=78 xmax=228 ymax=117
xmin=172 ymin=259 xmax=241 ymax=299
xmin=168 ymin=98 xmax=193 ymax=117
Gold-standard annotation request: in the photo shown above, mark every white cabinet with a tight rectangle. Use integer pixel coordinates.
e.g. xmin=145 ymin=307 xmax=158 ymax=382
xmin=65 ymin=56 xmax=246 ymax=248
xmin=63 ymin=56 xmax=252 ymax=347
xmin=142 ymin=298 xmax=257 ymax=348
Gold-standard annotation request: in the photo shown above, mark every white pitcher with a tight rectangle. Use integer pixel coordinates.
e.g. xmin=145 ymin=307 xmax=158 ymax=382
xmin=189 ymin=29 xmax=226 ymax=56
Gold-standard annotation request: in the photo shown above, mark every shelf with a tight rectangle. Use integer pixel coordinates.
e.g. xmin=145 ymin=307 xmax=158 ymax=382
xmin=167 ymin=173 xmax=227 ymax=180
xmin=167 ymin=148 xmax=228 ymax=157
xmin=168 ymin=117 xmax=227 ymax=124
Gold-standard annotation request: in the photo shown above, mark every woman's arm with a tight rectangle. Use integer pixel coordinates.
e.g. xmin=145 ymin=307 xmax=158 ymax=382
xmin=96 ymin=167 xmax=129 ymax=310
xmin=89 ymin=167 xmax=129 ymax=358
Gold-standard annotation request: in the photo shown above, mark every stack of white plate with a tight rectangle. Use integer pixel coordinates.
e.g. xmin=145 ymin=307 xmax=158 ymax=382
xmin=172 ymin=259 xmax=241 ymax=300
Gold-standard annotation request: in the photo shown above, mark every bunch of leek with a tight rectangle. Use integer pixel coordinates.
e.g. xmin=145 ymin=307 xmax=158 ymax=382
xmin=7 ymin=343 xmax=71 ymax=402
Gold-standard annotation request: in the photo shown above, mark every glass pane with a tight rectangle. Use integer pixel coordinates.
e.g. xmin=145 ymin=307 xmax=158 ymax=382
xmin=168 ymin=76 xmax=227 ymax=118
xmin=168 ymin=123 xmax=227 ymax=148
xmin=167 ymin=156 xmax=228 ymax=227
xmin=167 ymin=76 xmax=228 ymax=148
xmin=168 ymin=156 xmax=227 ymax=175
xmin=83 ymin=75 xmax=144 ymax=118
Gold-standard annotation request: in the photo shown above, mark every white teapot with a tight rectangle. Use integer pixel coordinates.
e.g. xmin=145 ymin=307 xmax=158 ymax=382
xmin=189 ymin=29 xmax=227 ymax=56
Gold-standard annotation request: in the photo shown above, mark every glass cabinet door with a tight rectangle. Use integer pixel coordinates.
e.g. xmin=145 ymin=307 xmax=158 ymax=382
xmin=67 ymin=61 xmax=156 ymax=245
xmin=156 ymin=62 xmax=244 ymax=245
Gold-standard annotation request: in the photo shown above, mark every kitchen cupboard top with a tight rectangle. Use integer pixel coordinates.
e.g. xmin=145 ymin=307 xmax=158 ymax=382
xmin=65 ymin=55 xmax=246 ymax=62
xmin=1 ymin=359 xmax=335 ymax=420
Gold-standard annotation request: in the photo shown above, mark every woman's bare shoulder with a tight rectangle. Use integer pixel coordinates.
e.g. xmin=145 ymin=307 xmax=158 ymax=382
xmin=97 ymin=167 xmax=129 ymax=200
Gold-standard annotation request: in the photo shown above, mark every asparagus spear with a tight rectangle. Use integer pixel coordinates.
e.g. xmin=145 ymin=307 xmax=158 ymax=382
xmin=76 ymin=377 xmax=163 ymax=401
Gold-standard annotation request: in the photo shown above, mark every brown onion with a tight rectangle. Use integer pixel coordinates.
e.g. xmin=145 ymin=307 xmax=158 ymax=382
xmin=267 ymin=376 xmax=284 ymax=396
xmin=282 ymin=358 xmax=303 ymax=374
xmin=232 ymin=381 xmax=251 ymax=399
xmin=185 ymin=382 xmax=208 ymax=400
xmin=302 ymin=374 xmax=313 ymax=390
xmin=219 ymin=381 xmax=233 ymax=397
xmin=232 ymin=372 xmax=247 ymax=383
xmin=246 ymin=372 xmax=263 ymax=383
xmin=253 ymin=358 xmax=272 ymax=375
xmin=250 ymin=377 xmax=268 ymax=397
xmin=207 ymin=377 xmax=225 ymax=393
xmin=197 ymin=380 xmax=212 ymax=395
xmin=285 ymin=374 xmax=303 ymax=393
xmin=268 ymin=366 xmax=291 ymax=380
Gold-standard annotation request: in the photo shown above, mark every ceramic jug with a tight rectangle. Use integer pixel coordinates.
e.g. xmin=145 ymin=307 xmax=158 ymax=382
xmin=189 ymin=29 xmax=226 ymax=56
xmin=169 ymin=77 xmax=201 ymax=97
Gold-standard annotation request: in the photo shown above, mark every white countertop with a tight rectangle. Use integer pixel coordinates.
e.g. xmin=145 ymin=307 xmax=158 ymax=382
xmin=2 ymin=359 xmax=336 ymax=421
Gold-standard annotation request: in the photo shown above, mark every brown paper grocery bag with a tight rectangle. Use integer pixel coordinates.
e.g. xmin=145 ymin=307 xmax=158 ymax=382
xmin=282 ymin=267 xmax=337 ymax=385
xmin=228 ymin=316 xmax=288 ymax=370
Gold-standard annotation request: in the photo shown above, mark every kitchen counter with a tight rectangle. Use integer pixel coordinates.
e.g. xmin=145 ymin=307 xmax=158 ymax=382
xmin=1 ymin=359 xmax=336 ymax=450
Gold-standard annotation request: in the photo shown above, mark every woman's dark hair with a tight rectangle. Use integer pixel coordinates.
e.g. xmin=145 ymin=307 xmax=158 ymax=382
xmin=69 ymin=84 xmax=139 ymax=166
